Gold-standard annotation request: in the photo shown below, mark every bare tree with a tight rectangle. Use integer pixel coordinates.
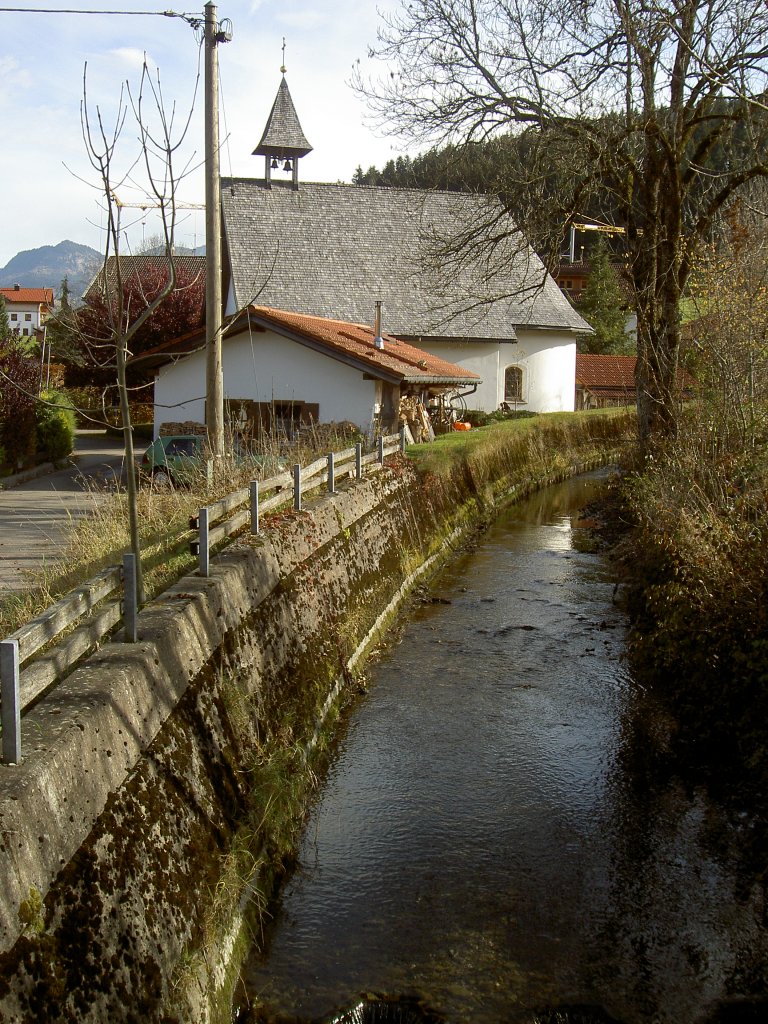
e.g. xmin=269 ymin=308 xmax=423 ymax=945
xmin=80 ymin=59 xmax=198 ymax=602
xmin=687 ymin=215 xmax=768 ymax=455
xmin=355 ymin=0 xmax=768 ymax=438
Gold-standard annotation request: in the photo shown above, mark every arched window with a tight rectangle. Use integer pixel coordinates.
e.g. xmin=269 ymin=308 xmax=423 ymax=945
xmin=504 ymin=365 xmax=524 ymax=402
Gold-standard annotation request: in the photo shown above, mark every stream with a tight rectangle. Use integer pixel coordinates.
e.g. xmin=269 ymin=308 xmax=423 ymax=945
xmin=234 ymin=470 xmax=768 ymax=1024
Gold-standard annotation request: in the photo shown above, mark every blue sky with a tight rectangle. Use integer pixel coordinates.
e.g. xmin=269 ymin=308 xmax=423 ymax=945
xmin=0 ymin=1 xmax=411 ymax=268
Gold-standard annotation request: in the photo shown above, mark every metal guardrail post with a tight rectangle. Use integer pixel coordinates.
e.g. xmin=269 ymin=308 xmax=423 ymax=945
xmin=123 ymin=553 xmax=138 ymax=643
xmin=250 ymin=480 xmax=259 ymax=534
xmin=378 ymin=436 xmax=385 ymax=465
xmin=1 ymin=639 xmax=21 ymax=765
xmin=355 ymin=442 xmax=363 ymax=480
xmin=327 ymin=452 xmax=336 ymax=494
xmin=199 ymin=506 xmax=210 ymax=577
xmin=400 ymin=426 xmax=406 ymax=453
xmin=293 ymin=464 xmax=302 ymax=511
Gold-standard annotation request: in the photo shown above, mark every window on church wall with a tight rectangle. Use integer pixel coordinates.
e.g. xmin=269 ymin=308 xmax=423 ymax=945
xmin=504 ymin=365 xmax=524 ymax=403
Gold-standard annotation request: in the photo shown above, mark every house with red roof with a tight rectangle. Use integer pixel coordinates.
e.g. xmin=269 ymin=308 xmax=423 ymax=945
xmin=575 ymin=354 xmax=636 ymax=409
xmin=131 ymin=305 xmax=481 ymax=439
xmin=0 ymin=285 xmax=54 ymax=338
xmin=576 ymin=353 xmax=694 ymax=410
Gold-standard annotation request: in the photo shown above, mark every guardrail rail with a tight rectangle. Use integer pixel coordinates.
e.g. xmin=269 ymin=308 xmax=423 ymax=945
xmin=0 ymin=430 xmax=406 ymax=764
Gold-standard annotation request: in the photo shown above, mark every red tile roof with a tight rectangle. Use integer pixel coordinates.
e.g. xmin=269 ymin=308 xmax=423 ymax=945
xmin=576 ymin=353 xmax=695 ymax=393
xmin=251 ymin=306 xmax=480 ymax=384
xmin=132 ymin=304 xmax=481 ymax=386
xmin=0 ymin=286 xmax=54 ymax=305
xmin=576 ymin=354 xmax=636 ymax=389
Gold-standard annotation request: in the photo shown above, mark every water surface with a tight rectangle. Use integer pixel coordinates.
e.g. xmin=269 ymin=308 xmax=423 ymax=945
xmin=238 ymin=472 xmax=768 ymax=1023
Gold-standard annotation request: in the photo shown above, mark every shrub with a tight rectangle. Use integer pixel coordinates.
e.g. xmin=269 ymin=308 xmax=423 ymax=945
xmin=463 ymin=409 xmax=491 ymax=427
xmin=36 ymin=389 xmax=76 ymax=463
xmin=0 ymin=338 xmax=37 ymax=468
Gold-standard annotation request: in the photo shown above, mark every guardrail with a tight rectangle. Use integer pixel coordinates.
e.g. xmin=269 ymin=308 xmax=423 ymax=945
xmin=189 ymin=434 xmax=403 ymax=576
xmin=0 ymin=430 xmax=406 ymax=764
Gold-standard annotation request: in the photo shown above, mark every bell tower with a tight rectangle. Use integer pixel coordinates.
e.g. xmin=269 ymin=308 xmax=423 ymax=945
xmin=253 ymin=43 xmax=313 ymax=190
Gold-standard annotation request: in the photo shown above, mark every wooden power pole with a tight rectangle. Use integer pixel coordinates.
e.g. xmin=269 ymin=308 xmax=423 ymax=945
xmin=204 ymin=2 xmax=230 ymax=458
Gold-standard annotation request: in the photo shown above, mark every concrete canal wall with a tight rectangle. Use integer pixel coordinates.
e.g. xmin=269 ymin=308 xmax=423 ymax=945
xmin=0 ymin=413 xmax=633 ymax=1023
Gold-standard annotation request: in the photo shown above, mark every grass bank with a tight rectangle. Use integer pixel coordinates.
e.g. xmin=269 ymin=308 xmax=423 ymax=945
xmin=616 ymin=418 xmax=768 ymax=801
xmin=0 ymin=411 xmax=634 ymax=642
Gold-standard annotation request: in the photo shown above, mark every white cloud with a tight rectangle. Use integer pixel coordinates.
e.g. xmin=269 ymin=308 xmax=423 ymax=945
xmin=0 ymin=55 xmax=31 ymax=103
xmin=0 ymin=0 xmax=414 ymax=268
xmin=108 ymin=48 xmax=156 ymax=72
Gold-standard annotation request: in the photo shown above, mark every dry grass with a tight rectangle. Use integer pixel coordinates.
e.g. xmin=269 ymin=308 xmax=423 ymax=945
xmin=0 ymin=424 xmax=370 ymax=639
xmin=407 ymin=408 xmax=633 ymax=477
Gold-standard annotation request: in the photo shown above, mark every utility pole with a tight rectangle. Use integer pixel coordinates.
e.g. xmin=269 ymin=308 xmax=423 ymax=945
xmin=204 ymin=2 xmax=229 ymax=459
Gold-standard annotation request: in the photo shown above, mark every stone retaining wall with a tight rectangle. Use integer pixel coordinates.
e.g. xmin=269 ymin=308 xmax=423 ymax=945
xmin=0 ymin=413 xmax=634 ymax=1022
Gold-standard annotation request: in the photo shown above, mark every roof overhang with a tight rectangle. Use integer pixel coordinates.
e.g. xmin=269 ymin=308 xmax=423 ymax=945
xmin=130 ymin=306 xmax=482 ymax=388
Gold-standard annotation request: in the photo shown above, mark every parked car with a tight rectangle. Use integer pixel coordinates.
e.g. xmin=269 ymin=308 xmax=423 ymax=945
xmin=140 ymin=434 xmax=286 ymax=487
xmin=140 ymin=435 xmax=205 ymax=486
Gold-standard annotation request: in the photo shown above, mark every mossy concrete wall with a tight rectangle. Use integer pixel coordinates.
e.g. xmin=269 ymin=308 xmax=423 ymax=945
xmin=0 ymin=413 xmax=633 ymax=1023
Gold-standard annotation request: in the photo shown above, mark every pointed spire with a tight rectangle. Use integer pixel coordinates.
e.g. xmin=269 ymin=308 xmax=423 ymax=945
xmin=253 ymin=77 xmax=313 ymax=159
xmin=253 ymin=46 xmax=312 ymax=189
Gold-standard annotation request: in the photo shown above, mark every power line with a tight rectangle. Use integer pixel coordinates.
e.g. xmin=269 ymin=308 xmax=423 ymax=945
xmin=0 ymin=7 xmax=199 ymax=22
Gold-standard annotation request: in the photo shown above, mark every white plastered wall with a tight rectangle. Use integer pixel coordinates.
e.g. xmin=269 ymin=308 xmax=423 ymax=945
xmin=412 ymin=332 xmax=576 ymax=413
xmin=406 ymin=341 xmax=499 ymax=412
xmin=512 ymin=330 xmax=577 ymax=413
xmin=153 ymin=328 xmax=379 ymax=437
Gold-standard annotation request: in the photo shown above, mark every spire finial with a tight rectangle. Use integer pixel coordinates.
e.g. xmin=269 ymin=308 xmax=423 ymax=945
xmin=280 ymin=37 xmax=287 ymax=75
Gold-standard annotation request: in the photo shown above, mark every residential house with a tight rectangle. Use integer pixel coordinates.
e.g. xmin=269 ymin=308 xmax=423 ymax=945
xmin=0 ymin=285 xmax=54 ymax=338
xmin=132 ymin=305 xmax=481 ymax=439
xmin=82 ymin=254 xmax=207 ymax=303
xmin=576 ymin=353 xmax=694 ymax=410
xmin=555 ymin=257 xmax=637 ymax=342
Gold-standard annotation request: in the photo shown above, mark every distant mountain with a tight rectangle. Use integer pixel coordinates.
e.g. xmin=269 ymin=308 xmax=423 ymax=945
xmin=0 ymin=240 xmax=206 ymax=303
xmin=0 ymin=240 xmax=102 ymax=301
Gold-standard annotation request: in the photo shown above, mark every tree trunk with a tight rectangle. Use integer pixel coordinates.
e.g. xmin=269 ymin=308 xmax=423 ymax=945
xmin=116 ymin=334 xmax=144 ymax=606
xmin=631 ymin=143 xmax=685 ymax=441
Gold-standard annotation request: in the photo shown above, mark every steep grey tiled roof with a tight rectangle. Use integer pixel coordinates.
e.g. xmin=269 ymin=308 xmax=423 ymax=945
xmin=252 ymin=77 xmax=313 ymax=158
xmin=221 ymin=179 xmax=589 ymax=339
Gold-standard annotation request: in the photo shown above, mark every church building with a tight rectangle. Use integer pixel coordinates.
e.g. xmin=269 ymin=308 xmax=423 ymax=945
xmin=219 ymin=69 xmax=589 ymax=415
xmin=143 ymin=68 xmax=590 ymax=437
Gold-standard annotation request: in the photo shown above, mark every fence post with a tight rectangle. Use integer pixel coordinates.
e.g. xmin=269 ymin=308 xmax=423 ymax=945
xmin=123 ymin=553 xmax=138 ymax=643
xmin=400 ymin=426 xmax=406 ymax=453
xmin=327 ymin=452 xmax=336 ymax=494
xmin=293 ymin=464 xmax=302 ymax=512
xmin=199 ymin=506 xmax=210 ymax=577
xmin=378 ymin=435 xmax=385 ymax=465
xmin=355 ymin=442 xmax=363 ymax=480
xmin=250 ymin=481 xmax=260 ymax=535
xmin=1 ymin=639 xmax=21 ymax=765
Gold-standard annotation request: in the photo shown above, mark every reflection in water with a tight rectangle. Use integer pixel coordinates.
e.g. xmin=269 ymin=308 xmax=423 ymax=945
xmin=236 ymin=472 xmax=768 ymax=1024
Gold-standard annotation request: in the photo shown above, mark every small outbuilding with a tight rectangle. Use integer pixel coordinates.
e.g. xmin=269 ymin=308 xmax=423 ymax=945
xmin=132 ymin=305 xmax=481 ymax=441
xmin=575 ymin=353 xmax=694 ymax=410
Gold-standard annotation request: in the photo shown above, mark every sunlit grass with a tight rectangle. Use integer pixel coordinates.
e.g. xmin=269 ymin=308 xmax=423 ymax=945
xmin=0 ymin=412 xmax=632 ymax=639
xmin=407 ymin=408 xmax=633 ymax=476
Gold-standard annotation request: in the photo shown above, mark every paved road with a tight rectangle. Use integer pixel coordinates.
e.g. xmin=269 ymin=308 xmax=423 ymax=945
xmin=0 ymin=431 xmax=130 ymax=597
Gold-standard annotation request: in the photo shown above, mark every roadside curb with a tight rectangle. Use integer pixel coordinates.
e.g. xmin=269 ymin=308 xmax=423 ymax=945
xmin=0 ymin=462 xmax=58 ymax=491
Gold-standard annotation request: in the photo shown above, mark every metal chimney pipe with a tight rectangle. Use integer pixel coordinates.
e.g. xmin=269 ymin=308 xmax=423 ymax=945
xmin=374 ymin=300 xmax=384 ymax=349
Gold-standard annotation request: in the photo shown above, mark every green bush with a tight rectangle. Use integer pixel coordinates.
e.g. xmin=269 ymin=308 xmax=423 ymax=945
xmin=36 ymin=389 xmax=76 ymax=462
